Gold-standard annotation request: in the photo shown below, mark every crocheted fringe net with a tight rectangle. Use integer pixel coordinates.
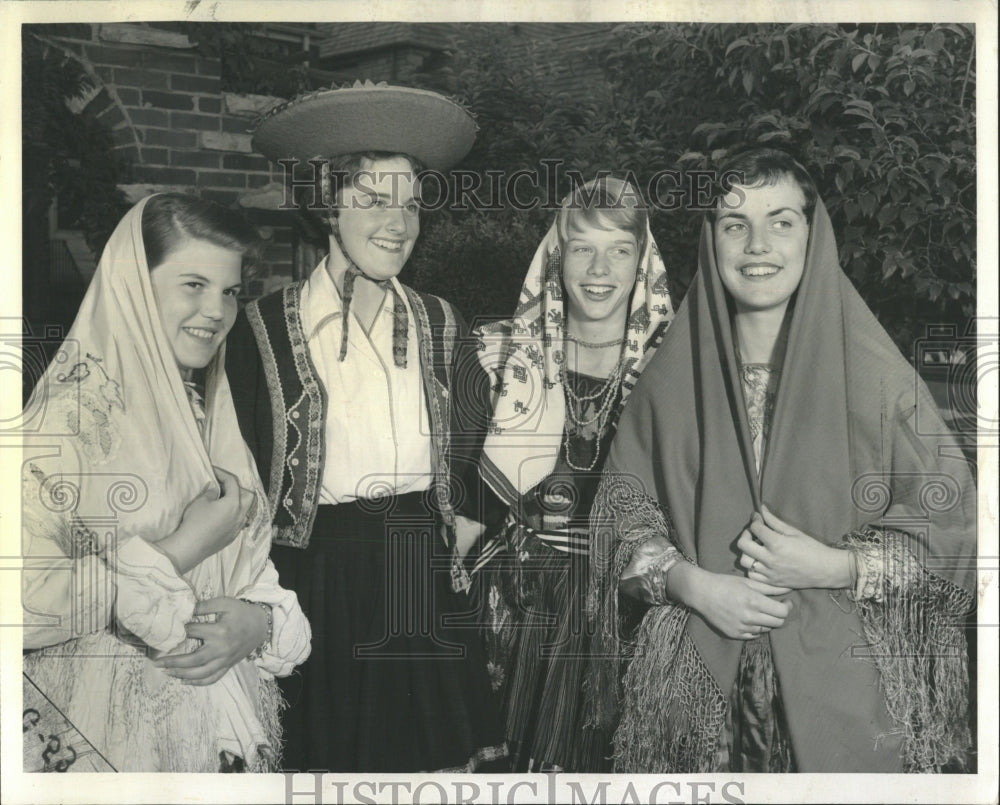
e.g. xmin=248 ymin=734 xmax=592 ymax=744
xmin=586 ymin=474 xmax=726 ymax=772
xmin=844 ymin=527 xmax=974 ymax=772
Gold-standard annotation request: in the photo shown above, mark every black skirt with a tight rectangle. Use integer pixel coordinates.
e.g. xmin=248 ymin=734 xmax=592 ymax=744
xmin=271 ymin=492 xmax=505 ymax=773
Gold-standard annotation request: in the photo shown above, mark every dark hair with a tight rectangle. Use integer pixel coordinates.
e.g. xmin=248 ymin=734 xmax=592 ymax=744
xmin=557 ymin=176 xmax=649 ymax=256
xmin=141 ymin=193 xmax=259 ymax=270
xmin=320 ymin=151 xmax=426 ymax=213
xmin=713 ymin=147 xmax=818 ymax=220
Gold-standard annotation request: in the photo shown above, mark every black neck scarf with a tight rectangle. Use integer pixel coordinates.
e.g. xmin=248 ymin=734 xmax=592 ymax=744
xmin=335 ymin=248 xmax=408 ymax=369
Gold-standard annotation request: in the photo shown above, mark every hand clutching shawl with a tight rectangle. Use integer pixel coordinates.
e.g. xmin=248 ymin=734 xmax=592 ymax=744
xmin=587 ymin=200 xmax=977 ymax=773
xmin=20 ymin=196 xmax=310 ymax=772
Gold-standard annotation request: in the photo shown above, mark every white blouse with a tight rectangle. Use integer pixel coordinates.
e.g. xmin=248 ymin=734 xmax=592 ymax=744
xmin=299 ymin=261 xmax=434 ymax=504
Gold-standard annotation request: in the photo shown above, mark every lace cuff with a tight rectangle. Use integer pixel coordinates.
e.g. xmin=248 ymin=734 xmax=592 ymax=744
xmin=843 ymin=527 xmax=923 ymax=603
xmin=619 ymin=536 xmax=682 ymax=605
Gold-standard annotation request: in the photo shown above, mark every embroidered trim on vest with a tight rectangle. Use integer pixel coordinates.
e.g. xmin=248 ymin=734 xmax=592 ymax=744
xmin=280 ymin=284 xmax=326 ymax=548
xmin=246 ymin=299 xmax=286 ymax=527
xmin=252 ymin=282 xmax=465 ymax=560
xmin=247 ymin=285 xmax=326 ymax=549
xmin=405 ymin=288 xmax=468 ymax=592
xmin=435 ymin=296 xmax=456 ymax=465
xmin=407 ymin=288 xmax=454 ymax=530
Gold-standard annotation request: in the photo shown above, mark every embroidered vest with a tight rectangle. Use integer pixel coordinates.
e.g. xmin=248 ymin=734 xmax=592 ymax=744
xmin=236 ymin=281 xmax=471 ymax=590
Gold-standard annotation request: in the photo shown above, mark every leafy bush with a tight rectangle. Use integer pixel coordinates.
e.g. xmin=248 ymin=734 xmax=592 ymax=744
xmin=605 ymin=23 xmax=976 ymax=355
xmin=408 ymin=23 xmax=976 ymax=358
xmin=22 ymin=29 xmax=130 ymax=258
xmin=24 ymin=22 xmax=976 ymax=363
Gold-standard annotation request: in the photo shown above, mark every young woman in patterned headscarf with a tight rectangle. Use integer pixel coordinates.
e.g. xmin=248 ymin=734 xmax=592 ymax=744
xmin=472 ymin=176 xmax=675 ymax=771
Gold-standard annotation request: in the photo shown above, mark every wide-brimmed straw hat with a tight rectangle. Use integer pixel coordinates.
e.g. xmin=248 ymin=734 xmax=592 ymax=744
xmin=252 ymin=80 xmax=477 ymax=171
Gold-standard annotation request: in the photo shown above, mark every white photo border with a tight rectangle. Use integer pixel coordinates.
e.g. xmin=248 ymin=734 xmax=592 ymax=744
xmin=1 ymin=2 xmax=996 ymax=803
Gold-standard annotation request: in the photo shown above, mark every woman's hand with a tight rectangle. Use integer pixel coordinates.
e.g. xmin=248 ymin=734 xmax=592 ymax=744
xmin=156 ymin=467 xmax=254 ymax=574
xmin=153 ymin=597 xmax=269 ymax=685
xmin=667 ymin=562 xmax=792 ymax=640
xmin=737 ymin=505 xmax=852 ymax=590
xmin=454 ymin=515 xmax=486 ymax=559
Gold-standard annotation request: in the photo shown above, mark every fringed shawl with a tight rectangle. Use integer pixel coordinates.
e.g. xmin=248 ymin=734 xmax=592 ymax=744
xmin=21 ymin=196 xmax=284 ymax=769
xmin=590 ymin=200 xmax=976 ymax=772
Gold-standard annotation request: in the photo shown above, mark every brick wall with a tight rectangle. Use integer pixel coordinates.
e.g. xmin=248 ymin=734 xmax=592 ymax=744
xmin=38 ymin=23 xmax=305 ymax=297
xmin=33 ymin=22 xmax=616 ymax=303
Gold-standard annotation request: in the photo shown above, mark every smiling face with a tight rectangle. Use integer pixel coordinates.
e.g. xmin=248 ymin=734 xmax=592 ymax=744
xmin=562 ymin=219 xmax=640 ymax=330
xmin=714 ymin=177 xmax=810 ymax=318
xmin=334 ymin=155 xmax=420 ymax=282
xmin=149 ymin=238 xmax=243 ymax=378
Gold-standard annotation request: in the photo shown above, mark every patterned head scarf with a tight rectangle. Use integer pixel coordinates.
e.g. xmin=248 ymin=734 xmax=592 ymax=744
xmin=478 ymin=177 xmax=675 ymax=504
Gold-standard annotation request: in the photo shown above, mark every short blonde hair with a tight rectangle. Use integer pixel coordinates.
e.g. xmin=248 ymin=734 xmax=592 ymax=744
xmin=557 ymin=176 xmax=648 ymax=256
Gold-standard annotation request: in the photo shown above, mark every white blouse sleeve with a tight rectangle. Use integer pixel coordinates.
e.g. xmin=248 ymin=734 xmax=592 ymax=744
xmin=21 ymin=457 xmax=195 ymax=653
xmin=234 ymin=558 xmax=312 ymax=677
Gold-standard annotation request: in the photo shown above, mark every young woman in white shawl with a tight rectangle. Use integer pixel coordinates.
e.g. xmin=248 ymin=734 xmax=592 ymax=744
xmin=21 ymin=193 xmax=311 ymax=772
xmin=471 ymin=176 xmax=674 ymax=771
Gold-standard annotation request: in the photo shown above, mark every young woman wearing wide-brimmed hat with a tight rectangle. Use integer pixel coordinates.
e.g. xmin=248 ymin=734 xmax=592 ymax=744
xmin=225 ymin=82 xmax=506 ymax=772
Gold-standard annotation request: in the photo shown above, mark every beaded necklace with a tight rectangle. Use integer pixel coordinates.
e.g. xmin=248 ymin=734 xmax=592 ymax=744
xmin=565 ymin=333 xmax=626 ymax=349
xmin=562 ymin=349 xmax=625 ymax=472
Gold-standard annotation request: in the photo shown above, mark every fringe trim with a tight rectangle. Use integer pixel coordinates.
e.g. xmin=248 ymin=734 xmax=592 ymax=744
xmin=24 ymin=633 xmax=288 ymax=772
xmin=118 ymin=643 xmax=218 ymax=771
xmin=843 ymin=527 xmax=974 ymax=772
xmin=585 ymin=472 xmax=678 ymax=731
xmin=586 ymin=472 xmax=727 ymax=772
xmin=435 ymin=742 xmax=509 ymax=772
xmin=612 ymin=605 xmax=727 ymax=772
xmin=249 ymin=674 xmax=286 ymax=773
xmin=25 ymin=633 xmax=219 ymax=771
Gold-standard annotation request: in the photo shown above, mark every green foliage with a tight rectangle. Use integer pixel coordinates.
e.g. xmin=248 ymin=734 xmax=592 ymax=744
xmin=607 ymin=22 xmax=975 ymax=354
xmin=22 ymin=29 xmax=129 ymax=264
xmin=405 ymin=23 xmax=976 ymax=357
xmin=26 ymin=22 xmax=973 ymax=360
